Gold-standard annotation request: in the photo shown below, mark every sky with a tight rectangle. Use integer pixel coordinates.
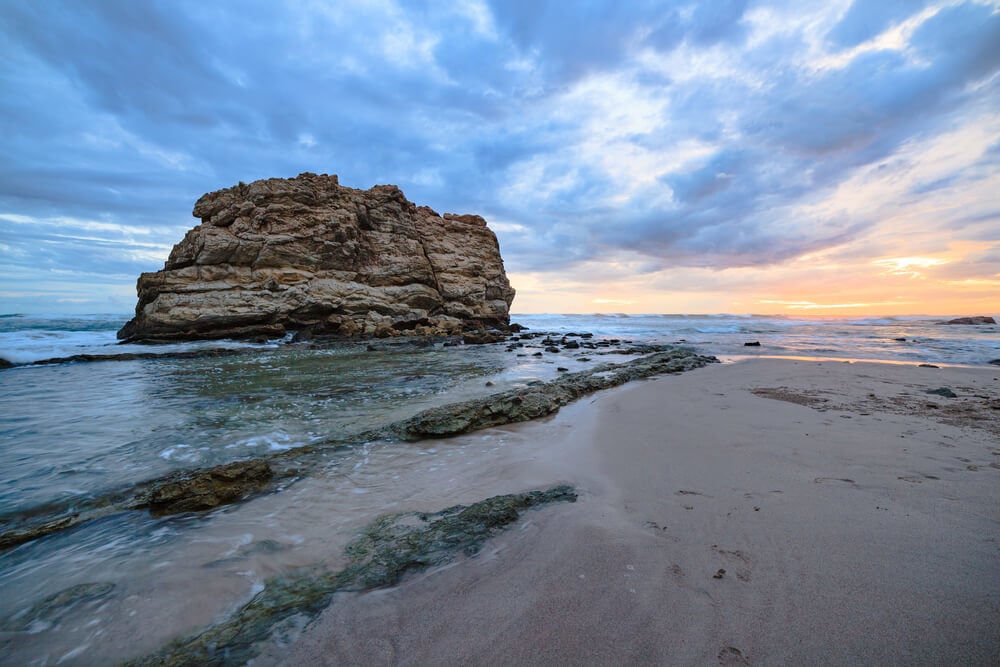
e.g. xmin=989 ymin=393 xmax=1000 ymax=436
xmin=1 ymin=0 xmax=998 ymax=317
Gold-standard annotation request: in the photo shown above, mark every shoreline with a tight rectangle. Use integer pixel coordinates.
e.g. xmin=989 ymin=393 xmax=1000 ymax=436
xmin=3 ymin=357 xmax=998 ymax=664
xmin=267 ymin=358 xmax=999 ymax=665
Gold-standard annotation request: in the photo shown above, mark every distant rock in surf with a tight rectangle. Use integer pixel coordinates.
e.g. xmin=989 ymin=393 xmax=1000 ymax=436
xmin=941 ymin=316 xmax=995 ymax=325
xmin=118 ymin=173 xmax=515 ymax=343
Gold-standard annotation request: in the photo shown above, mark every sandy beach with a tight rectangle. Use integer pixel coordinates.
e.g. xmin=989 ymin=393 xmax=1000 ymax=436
xmin=264 ymin=358 xmax=1000 ymax=665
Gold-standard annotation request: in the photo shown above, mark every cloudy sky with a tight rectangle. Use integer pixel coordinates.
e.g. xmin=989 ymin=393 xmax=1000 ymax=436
xmin=1 ymin=0 xmax=998 ymax=316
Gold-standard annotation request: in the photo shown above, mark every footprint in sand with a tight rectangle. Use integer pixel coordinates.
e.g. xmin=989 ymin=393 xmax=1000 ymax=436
xmin=813 ymin=477 xmax=856 ymax=484
xmin=711 ymin=545 xmax=753 ymax=582
xmin=718 ymin=646 xmax=750 ymax=666
xmin=898 ymin=474 xmax=940 ymax=483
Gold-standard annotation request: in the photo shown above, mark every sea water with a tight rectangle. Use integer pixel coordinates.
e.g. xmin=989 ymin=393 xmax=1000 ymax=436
xmin=0 ymin=312 xmax=996 ymax=664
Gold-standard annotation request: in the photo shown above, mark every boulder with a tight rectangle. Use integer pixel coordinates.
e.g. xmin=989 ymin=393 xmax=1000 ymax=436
xmin=118 ymin=173 xmax=515 ymax=342
xmin=941 ymin=316 xmax=995 ymax=325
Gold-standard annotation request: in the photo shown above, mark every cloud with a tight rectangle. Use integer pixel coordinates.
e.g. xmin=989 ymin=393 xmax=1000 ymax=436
xmin=825 ymin=0 xmax=931 ymax=48
xmin=0 ymin=0 xmax=998 ymax=314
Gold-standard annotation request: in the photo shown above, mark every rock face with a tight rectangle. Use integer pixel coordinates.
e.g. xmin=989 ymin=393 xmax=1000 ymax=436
xmin=118 ymin=173 xmax=516 ymax=342
xmin=941 ymin=316 xmax=995 ymax=325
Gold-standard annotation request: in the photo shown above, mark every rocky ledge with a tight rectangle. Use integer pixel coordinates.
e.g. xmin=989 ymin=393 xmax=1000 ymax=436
xmin=118 ymin=173 xmax=515 ymax=343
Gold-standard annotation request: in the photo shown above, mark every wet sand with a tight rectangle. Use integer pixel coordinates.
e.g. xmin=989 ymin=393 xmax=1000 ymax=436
xmin=268 ymin=358 xmax=1000 ymax=665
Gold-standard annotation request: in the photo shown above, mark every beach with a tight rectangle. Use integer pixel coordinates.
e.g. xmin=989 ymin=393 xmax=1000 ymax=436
xmin=2 ymin=318 xmax=999 ymax=665
xmin=266 ymin=358 xmax=1000 ymax=665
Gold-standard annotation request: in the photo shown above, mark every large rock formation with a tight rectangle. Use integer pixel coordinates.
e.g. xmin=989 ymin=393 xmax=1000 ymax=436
xmin=118 ymin=173 xmax=515 ymax=342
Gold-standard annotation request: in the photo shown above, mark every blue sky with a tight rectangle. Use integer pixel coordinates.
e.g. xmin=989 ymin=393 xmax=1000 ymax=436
xmin=1 ymin=0 xmax=998 ymax=315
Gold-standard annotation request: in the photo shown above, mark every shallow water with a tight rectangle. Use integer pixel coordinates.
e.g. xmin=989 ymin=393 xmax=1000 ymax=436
xmin=0 ymin=422 xmax=554 ymax=665
xmin=0 ymin=339 xmax=614 ymax=515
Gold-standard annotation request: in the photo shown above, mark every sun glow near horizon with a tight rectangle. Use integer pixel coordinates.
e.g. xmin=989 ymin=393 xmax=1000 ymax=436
xmin=507 ymin=239 xmax=1000 ymax=317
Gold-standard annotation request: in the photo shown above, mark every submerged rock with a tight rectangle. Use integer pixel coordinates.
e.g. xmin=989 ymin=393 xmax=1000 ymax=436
xmin=118 ymin=173 xmax=515 ymax=343
xmin=2 ymin=582 xmax=115 ymax=631
xmin=134 ymin=460 xmax=274 ymax=515
xmin=125 ymin=486 xmax=576 ymax=666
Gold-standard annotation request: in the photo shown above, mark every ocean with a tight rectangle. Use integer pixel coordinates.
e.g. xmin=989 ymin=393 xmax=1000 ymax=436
xmin=0 ymin=312 xmax=997 ymax=664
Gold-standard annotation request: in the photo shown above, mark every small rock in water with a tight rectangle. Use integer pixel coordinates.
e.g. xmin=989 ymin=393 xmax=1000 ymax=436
xmin=893 ymin=337 xmax=906 ymax=342
xmin=942 ymin=316 xmax=995 ymax=325
xmin=485 ymin=381 xmax=495 ymax=387
xmin=989 ymin=359 xmax=1000 ymax=366
xmin=744 ymin=341 xmax=761 ymax=347
xmin=544 ymin=346 xmax=560 ymax=353
xmin=919 ymin=363 xmax=939 ymax=368
xmin=557 ymin=367 xmax=568 ymax=372
xmin=926 ymin=387 xmax=957 ymax=398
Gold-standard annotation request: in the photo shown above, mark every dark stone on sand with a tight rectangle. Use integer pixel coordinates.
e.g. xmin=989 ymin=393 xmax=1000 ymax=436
xmin=744 ymin=341 xmax=761 ymax=347
xmin=125 ymin=486 xmax=576 ymax=667
xmin=942 ymin=316 xmax=995 ymax=325
xmin=713 ymin=568 xmax=726 ymax=579
xmin=919 ymin=364 xmax=939 ymax=368
xmin=926 ymin=387 xmax=958 ymax=398
xmin=137 ymin=460 xmax=274 ymax=515
xmin=894 ymin=337 xmax=907 ymax=342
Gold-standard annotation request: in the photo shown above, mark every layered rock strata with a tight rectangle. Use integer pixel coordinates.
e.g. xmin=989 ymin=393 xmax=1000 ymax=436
xmin=118 ymin=173 xmax=515 ymax=342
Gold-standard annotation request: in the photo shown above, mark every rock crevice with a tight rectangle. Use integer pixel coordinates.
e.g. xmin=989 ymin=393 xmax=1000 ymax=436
xmin=118 ymin=173 xmax=515 ymax=342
